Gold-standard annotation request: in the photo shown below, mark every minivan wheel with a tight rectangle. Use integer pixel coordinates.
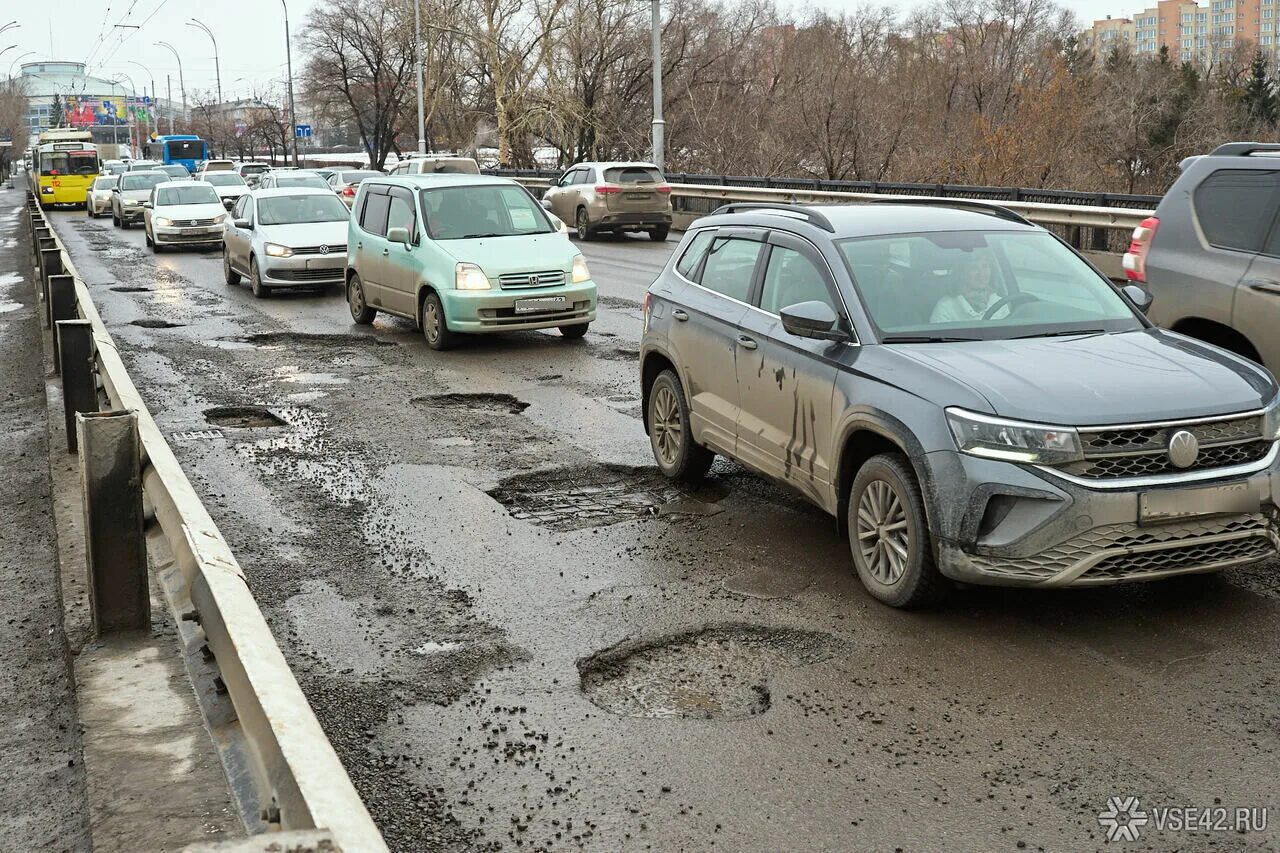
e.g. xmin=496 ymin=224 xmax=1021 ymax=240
xmin=848 ymin=453 xmax=948 ymax=608
xmin=421 ymin=290 xmax=458 ymax=350
xmin=576 ymin=208 xmax=595 ymax=241
xmin=348 ymin=274 xmax=376 ymax=324
xmin=223 ymin=250 xmax=241 ymax=285
xmin=559 ymin=322 xmax=589 ymax=339
xmin=648 ymin=369 xmax=714 ymax=483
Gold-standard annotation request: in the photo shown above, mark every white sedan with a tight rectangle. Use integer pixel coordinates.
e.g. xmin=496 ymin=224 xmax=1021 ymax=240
xmin=143 ymin=181 xmax=228 ymax=254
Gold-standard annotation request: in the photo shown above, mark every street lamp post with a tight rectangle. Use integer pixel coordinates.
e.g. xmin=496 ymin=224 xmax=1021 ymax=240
xmin=127 ymin=61 xmax=156 ymax=144
xmin=281 ymin=0 xmax=300 ymax=166
xmin=0 ymin=22 xmax=19 ymax=37
xmin=186 ymin=19 xmax=222 ymax=104
xmin=415 ymin=0 xmax=426 ymax=154
xmin=114 ymin=74 xmax=137 ymax=153
xmin=156 ymin=41 xmax=187 ymax=127
xmin=650 ymin=0 xmax=664 ymax=172
xmin=7 ymin=50 xmax=34 ymax=90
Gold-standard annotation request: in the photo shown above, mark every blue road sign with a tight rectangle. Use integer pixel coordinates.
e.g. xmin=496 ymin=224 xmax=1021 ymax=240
xmin=295 ymin=124 xmax=312 ymax=139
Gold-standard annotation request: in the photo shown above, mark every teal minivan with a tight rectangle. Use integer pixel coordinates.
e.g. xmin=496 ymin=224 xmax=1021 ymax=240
xmin=345 ymin=175 xmax=597 ymax=349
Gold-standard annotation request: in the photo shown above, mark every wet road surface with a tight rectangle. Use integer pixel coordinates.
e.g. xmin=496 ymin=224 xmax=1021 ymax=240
xmin=47 ymin=210 xmax=1280 ymax=852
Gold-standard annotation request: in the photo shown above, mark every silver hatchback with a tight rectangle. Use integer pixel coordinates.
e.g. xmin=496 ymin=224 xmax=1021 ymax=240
xmin=223 ymin=188 xmax=351 ymax=298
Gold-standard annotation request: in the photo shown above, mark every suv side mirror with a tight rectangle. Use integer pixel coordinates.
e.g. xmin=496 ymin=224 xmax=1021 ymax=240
xmin=780 ymin=301 xmax=847 ymax=341
xmin=387 ymin=226 xmax=411 ymax=246
xmin=540 ymin=198 xmax=554 ymax=211
xmin=1122 ymin=284 xmax=1154 ymax=313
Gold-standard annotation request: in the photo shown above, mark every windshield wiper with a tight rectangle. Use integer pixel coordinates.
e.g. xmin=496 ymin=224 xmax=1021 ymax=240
xmin=880 ymin=334 xmax=980 ymax=343
xmin=1010 ymin=329 xmax=1108 ymax=340
xmin=459 ymin=232 xmax=506 ymax=239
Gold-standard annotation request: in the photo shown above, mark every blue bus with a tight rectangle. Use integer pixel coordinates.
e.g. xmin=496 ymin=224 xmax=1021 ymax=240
xmin=144 ymin=135 xmax=209 ymax=174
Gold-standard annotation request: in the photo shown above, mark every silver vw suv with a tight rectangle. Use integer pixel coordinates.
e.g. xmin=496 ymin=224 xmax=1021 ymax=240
xmin=640 ymin=201 xmax=1280 ymax=607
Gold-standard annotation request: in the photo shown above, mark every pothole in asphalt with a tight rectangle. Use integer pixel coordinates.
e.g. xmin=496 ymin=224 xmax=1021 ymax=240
xmin=597 ymin=295 xmax=642 ymax=310
xmin=204 ymin=406 xmax=287 ymax=429
xmin=413 ymin=393 xmax=530 ymax=414
xmin=242 ymin=332 xmax=397 ymax=348
xmin=578 ymin=624 xmax=844 ymax=720
xmin=593 ymin=346 xmax=640 ymax=362
xmin=110 ymin=286 xmax=151 ymax=293
xmin=130 ymin=319 xmax=185 ymax=329
xmin=486 ymin=464 xmax=724 ymax=531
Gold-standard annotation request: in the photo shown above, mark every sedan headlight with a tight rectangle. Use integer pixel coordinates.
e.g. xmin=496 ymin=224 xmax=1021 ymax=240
xmin=213 ymin=213 xmax=226 ymax=224
xmin=572 ymin=254 xmax=591 ymax=283
xmin=946 ymin=407 xmax=1083 ymax=464
xmin=153 ymin=216 xmax=172 ymax=227
xmin=455 ymin=262 xmax=491 ymax=290
xmin=264 ymin=242 xmax=294 ymax=258
xmin=124 ymin=199 xmax=140 ymax=206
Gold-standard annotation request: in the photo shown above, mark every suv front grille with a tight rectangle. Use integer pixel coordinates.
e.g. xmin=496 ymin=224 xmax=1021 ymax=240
xmin=1059 ymin=414 xmax=1271 ymax=481
xmin=1081 ymin=536 xmax=1274 ymax=581
xmin=499 ymin=270 xmax=567 ymax=289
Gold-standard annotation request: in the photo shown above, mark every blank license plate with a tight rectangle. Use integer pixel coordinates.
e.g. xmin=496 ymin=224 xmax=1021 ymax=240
xmin=1139 ymin=482 xmax=1258 ymax=524
xmin=514 ymin=295 xmax=568 ymax=315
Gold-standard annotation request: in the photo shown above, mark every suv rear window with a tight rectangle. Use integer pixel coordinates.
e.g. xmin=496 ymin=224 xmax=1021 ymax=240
xmin=1193 ymin=169 xmax=1280 ymax=253
xmin=604 ymin=166 xmax=663 ymax=184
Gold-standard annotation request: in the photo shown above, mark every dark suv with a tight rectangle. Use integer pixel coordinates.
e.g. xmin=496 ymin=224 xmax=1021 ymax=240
xmin=640 ymin=201 xmax=1280 ymax=607
xmin=1130 ymin=142 xmax=1280 ymax=372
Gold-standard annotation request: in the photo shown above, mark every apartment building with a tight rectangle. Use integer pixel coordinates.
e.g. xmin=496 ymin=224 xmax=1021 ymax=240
xmin=1088 ymin=0 xmax=1278 ymax=64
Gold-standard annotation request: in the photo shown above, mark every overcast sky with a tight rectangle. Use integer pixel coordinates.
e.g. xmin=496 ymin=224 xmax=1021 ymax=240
xmin=5 ymin=0 xmax=1122 ymax=101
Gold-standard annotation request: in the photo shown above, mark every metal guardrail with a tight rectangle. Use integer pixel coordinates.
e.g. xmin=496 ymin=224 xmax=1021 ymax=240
xmin=26 ymin=193 xmax=388 ymax=853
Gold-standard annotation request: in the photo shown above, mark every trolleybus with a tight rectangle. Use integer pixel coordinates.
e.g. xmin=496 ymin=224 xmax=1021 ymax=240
xmin=34 ymin=129 xmax=99 ymax=208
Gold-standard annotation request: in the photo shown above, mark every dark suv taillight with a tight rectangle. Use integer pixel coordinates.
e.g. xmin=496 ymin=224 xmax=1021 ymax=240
xmin=1122 ymin=217 xmax=1160 ymax=283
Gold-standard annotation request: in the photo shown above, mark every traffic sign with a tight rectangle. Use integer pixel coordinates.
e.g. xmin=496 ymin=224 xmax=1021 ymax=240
xmin=295 ymin=124 xmax=312 ymax=139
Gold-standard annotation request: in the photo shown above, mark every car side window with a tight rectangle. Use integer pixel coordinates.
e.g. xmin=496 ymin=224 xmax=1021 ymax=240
xmin=557 ymin=169 xmax=577 ymax=187
xmin=759 ymin=246 xmax=835 ymax=315
xmin=698 ymin=237 xmax=762 ymax=303
xmin=675 ymin=230 xmax=715 ymax=279
xmin=231 ymin=196 xmax=246 ymax=219
xmin=1194 ymin=169 xmax=1280 ymax=254
xmin=574 ymin=168 xmax=594 ymax=185
xmin=361 ymin=189 xmax=392 ymax=237
xmin=387 ymin=188 xmax=417 ymax=238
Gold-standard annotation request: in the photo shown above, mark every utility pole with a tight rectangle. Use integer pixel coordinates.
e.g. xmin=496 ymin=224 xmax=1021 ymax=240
xmin=281 ymin=0 xmax=299 ymax=166
xmin=167 ymin=75 xmax=174 ymax=134
xmin=650 ymin=0 xmax=664 ymax=172
xmin=415 ymin=0 xmax=426 ymax=154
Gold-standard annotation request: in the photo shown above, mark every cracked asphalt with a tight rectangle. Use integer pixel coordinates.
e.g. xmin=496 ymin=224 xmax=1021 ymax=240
xmin=44 ymin=208 xmax=1280 ymax=852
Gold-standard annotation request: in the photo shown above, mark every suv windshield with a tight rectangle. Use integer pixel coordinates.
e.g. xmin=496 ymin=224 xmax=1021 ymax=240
xmin=421 ymin=185 xmax=553 ymax=239
xmin=157 ymin=185 xmax=220 ymax=205
xmin=837 ymin=230 xmax=1143 ymax=341
xmin=120 ymin=173 xmax=168 ymax=191
xmin=204 ymin=173 xmax=246 ymax=187
xmin=257 ymin=194 xmax=351 ymax=225
xmin=273 ymin=173 xmax=330 ymax=188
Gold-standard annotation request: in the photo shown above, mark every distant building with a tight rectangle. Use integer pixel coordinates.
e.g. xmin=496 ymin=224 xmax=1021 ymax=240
xmin=14 ymin=60 xmax=179 ymax=150
xmin=1085 ymin=0 xmax=1276 ymax=65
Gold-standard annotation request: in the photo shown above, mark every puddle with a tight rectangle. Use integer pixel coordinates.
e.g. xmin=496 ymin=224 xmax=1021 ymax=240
xmin=130 ymin=319 xmax=185 ymax=329
xmin=408 ymin=641 xmax=460 ymax=656
xmin=413 ymin=392 xmax=529 ymax=415
xmin=486 ymin=465 xmax=722 ymax=531
xmin=0 ymin=299 xmax=21 ymax=314
xmin=204 ymin=406 xmax=287 ymax=429
xmin=110 ymin=286 xmax=152 ymax=293
xmin=578 ymin=624 xmax=844 ymax=720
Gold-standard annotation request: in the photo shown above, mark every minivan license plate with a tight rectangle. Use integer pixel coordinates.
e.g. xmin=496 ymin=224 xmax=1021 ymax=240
xmin=1139 ymin=482 xmax=1258 ymax=524
xmin=514 ymin=296 xmax=567 ymax=315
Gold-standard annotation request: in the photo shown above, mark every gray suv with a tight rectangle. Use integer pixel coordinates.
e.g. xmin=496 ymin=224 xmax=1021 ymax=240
xmin=1134 ymin=142 xmax=1280 ymax=372
xmin=641 ymin=201 xmax=1280 ymax=607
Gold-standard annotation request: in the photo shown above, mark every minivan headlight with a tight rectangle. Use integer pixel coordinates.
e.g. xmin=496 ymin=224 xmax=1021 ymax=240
xmin=264 ymin=242 xmax=294 ymax=257
xmin=455 ymin=262 xmax=491 ymax=290
xmin=572 ymin=254 xmax=591 ymax=283
xmin=946 ymin=407 xmax=1083 ymax=464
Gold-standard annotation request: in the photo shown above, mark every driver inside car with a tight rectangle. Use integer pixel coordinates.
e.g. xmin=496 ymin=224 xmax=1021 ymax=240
xmin=930 ymin=253 xmax=1009 ymax=323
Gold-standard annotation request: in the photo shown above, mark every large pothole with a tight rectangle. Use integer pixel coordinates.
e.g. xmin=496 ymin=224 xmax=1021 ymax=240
xmin=130 ymin=318 xmax=185 ymax=329
xmin=578 ymin=624 xmax=844 ymax=720
xmin=241 ymin=332 xmax=397 ymax=348
xmin=110 ymin=286 xmax=151 ymax=293
xmin=204 ymin=406 xmax=287 ymax=429
xmin=487 ymin=465 xmax=725 ymax=531
xmin=412 ymin=392 xmax=529 ymax=414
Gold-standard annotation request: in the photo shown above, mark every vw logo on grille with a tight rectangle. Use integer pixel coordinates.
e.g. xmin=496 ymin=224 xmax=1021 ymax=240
xmin=1167 ymin=429 xmax=1200 ymax=469
xmin=320 ymin=244 xmax=330 ymax=254
xmin=527 ymin=274 xmax=541 ymax=288
xmin=187 ymin=220 xmax=197 ymax=226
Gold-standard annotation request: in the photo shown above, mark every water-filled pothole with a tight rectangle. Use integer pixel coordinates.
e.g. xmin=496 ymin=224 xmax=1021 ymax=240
xmin=487 ymin=465 xmax=725 ymax=530
xmin=204 ymin=406 xmax=287 ymax=429
xmin=130 ymin=319 xmax=185 ymax=329
xmin=242 ymin=332 xmax=396 ymax=347
xmin=413 ymin=392 xmax=529 ymax=414
xmin=578 ymin=624 xmax=844 ymax=720
xmin=110 ymin=286 xmax=151 ymax=293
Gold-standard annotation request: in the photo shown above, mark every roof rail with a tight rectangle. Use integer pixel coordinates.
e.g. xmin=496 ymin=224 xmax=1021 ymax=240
xmin=866 ymin=197 xmax=1034 ymax=227
xmin=711 ymin=202 xmax=835 ymax=232
xmin=1208 ymin=142 xmax=1280 ymax=157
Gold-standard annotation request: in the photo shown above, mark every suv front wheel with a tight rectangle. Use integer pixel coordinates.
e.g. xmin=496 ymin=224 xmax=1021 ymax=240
xmin=848 ymin=453 xmax=948 ymax=608
xmin=648 ymin=369 xmax=714 ymax=483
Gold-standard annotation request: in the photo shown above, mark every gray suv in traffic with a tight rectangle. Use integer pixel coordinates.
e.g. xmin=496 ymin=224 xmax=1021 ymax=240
xmin=641 ymin=201 xmax=1280 ymax=607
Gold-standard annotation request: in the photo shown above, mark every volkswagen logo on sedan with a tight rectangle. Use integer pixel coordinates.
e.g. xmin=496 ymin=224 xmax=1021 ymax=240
xmin=1167 ymin=429 xmax=1200 ymax=469
xmin=320 ymin=244 xmax=330 ymax=254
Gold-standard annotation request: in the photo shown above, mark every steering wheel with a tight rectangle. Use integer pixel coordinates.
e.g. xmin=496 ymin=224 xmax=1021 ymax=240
xmin=982 ymin=292 xmax=1043 ymax=320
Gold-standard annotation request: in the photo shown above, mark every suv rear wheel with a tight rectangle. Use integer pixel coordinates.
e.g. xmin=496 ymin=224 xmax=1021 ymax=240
xmin=576 ymin=208 xmax=595 ymax=241
xmin=848 ymin=453 xmax=948 ymax=608
xmin=648 ymin=369 xmax=714 ymax=483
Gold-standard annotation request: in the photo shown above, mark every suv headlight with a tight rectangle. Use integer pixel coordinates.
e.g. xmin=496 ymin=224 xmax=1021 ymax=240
xmin=946 ymin=407 xmax=1083 ymax=464
xmin=572 ymin=254 xmax=591 ymax=283
xmin=153 ymin=216 xmax=172 ymax=227
xmin=455 ymin=262 xmax=491 ymax=290
xmin=1262 ymin=396 xmax=1280 ymax=440
xmin=213 ymin=213 xmax=226 ymax=224
xmin=264 ymin=242 xmax=294 ymax=258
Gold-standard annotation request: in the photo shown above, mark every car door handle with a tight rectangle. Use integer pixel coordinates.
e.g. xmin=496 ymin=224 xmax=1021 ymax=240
xmin=737 ymin=335 xmax=758 ymax=350
xmin=356 ymin=242 xmax=363 ymax=251
xmin=381 ymin=248 xmax=389 ymax=256
xmin=1245 ymin=278 xmax=1280 ymax=294
xmin=672 ymin=309 xmax=689 ymax=322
